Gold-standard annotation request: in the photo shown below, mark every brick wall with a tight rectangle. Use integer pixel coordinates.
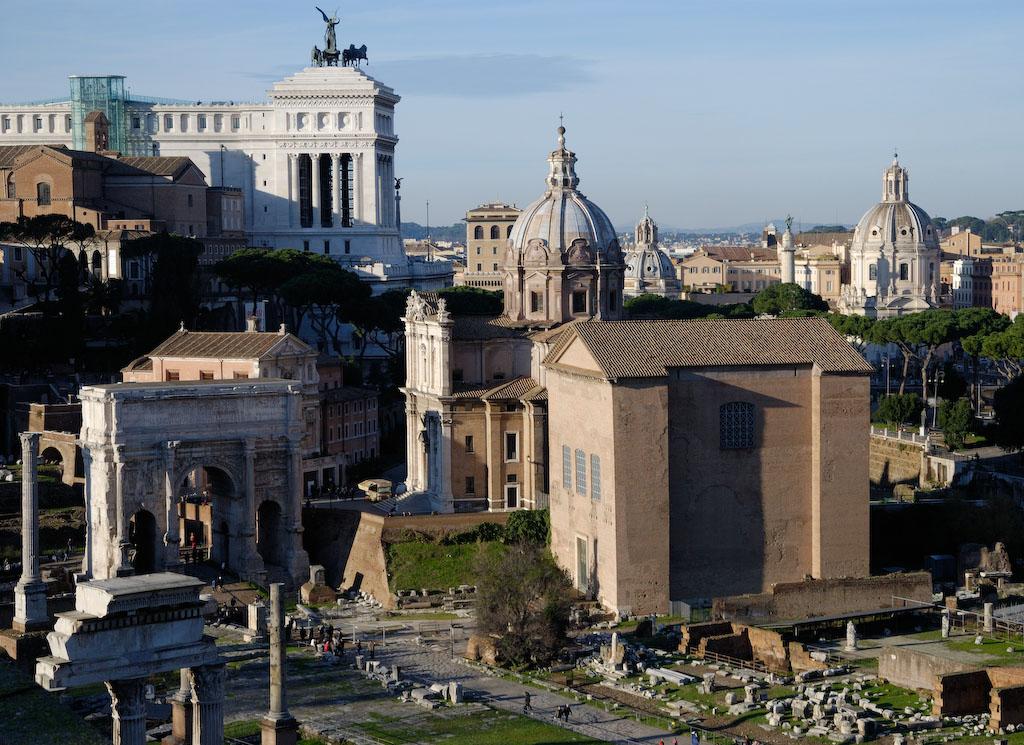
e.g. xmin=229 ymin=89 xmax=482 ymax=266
xmin=935 ymin=670 xmax=991 ymax=716
xmin=700 ymin=632 xmax=752 ymax=660
xmin=680 ymin=621 xmax=734 ymax=652
xmin=991 ymin=685 xmax=1024 ymax=731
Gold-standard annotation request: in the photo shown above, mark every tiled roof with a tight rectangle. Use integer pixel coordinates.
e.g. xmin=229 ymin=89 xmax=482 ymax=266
xmin=547 ymin=317 xmax=873 ymax=379
xmin=452 ymin=314 xmax=533 ymax=340
xmin=450 ymin=383 xmax=493 ymax=399
xmin=106 ymin=156 xmax=195 ymax=179
xmin=0 ymin=144 xmax=47 ymax=168
xmin=692 ymin=246 xmax=778 ymax=262
xmin=482 ymin=376 xmax=541 ymax=401
xmin=144 ymin=329 xmax=311 ymax=360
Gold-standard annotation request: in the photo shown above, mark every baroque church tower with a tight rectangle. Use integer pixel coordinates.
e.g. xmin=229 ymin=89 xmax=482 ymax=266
xmin=503 ymin=127 xmax=625 ymax=323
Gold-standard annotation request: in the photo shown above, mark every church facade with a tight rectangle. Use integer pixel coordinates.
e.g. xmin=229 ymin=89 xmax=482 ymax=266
xmin=838 ymin=156 xmax=942 ymax=317
xmin=403 ymin=128 xmax=873 ymax=613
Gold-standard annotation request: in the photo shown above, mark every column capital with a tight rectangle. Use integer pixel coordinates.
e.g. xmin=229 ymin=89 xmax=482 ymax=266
xmin=242 ymin=438 xmax=257 ymax=457
xmin=188 ymin=663 xmax=226 ymax=703
xmin=19 ymin=431 xmax=41 ymax=448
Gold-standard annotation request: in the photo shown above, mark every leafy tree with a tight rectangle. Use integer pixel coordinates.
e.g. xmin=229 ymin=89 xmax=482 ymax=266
xmin=123 ymin=232 xmax=204 ymax=347
xmin=805 ymin=225 xmax=849 ymax=234
xmin=278 ymin=262 xmax=370 ymax=350
xmin=873 ymin=393 xmax=923 ymax=428
xmin=948 ymin=216 xmax=986 ymax=236
xmin=936 ymin=361 xmax=967 ymax=402
xmin=0 ymin=214 xmax=96 ymax=310
xmin=964 ymin=314 xmax=1024 ymax=379
xmin=502 ymin=508 xmax=550 ymax=545
xmin=993 ymin=377 xmax=1024 ymax=451
xmin=751 ymin=283 xmax=828 ymax=316
xmin=83 ymin=277 xmax=124 ymax=316
xmin=871 ymin=310 xmax=958 ymax=395
xmin=474 ymin=541 xmax=573 ymax=667
xmin=938 ymin=398 xmax=973 ymax=451
xmin=828 ymin=313 xmax=876 ymax=354
xmin=349 ymin=288 xmax=412 ymax=370
xmin=437 ymin=285 xmax=503 ymax=315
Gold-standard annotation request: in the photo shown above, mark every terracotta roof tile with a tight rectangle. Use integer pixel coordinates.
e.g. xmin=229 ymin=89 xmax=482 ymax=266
xmin=548 ymin=317 xmax=872 ymax=378
xmin=482 ymin=376 xmax=540 ymax=401
xmin=144 ymin=329 xmax=311 ymax=360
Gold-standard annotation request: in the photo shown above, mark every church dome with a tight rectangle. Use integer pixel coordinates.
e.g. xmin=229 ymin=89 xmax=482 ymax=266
xmin=506 ymin=127 xmax=621 ymax=262
xmin=625 ymin=246 xmax=675 ymax=280
xmin=851 ymin=155 xmax=939 ymax=252
xmin=624 ymin=206 xmax=674 ymax=280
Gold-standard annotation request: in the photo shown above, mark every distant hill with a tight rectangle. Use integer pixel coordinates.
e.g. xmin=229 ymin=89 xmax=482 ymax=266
xmin=402 ymin=222 xmax=465 ymax=243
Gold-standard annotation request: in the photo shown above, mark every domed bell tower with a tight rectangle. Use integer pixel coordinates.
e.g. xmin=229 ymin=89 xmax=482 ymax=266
xmin=503 ymin=126 xmax=625 ymax=324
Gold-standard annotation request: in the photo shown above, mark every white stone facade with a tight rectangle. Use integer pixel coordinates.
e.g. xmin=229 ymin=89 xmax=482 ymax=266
xmin=0 ymin=68 xmax=452 ymax=291
xmin=838 ymin=156 xmax=942 ymax=318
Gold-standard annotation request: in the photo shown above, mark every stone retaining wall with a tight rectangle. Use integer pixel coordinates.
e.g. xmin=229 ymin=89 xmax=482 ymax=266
xmin=714 ymin=572 xmax=933 ymax=622
xmin=869 ymin=435 xmax=922 ymax=487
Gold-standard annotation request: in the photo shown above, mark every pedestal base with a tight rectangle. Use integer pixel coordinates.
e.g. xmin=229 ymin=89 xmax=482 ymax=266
xmin=12 ymin=579 xmax=49 ymax=633
xmin=260 ymin=715 xmax=298 ymax=745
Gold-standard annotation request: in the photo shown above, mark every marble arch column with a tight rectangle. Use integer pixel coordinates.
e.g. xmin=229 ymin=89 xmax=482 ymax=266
xmin=331 ymin=152 xmax=341 ymax=228
xmin=163 ymin=441 xmax=181 ymax=572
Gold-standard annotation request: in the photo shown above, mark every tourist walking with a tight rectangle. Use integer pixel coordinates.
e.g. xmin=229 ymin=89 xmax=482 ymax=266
xmin=563 ymin=703 xmax=571 ymax=721
xmin=522 ymin=690 xmax=532 ymax=714
xmin=691 ymin=731 xmax=700 ymax=745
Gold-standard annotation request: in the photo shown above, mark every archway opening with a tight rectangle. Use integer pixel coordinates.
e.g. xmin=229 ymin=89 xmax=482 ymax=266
xmin=129 ymin=509 xmax=158 ymax=575
xmin=39 ymin=446 xmax=64 ymax=482
xmin=256 ymin=500 xmax=284 ymax=569
xmin=178 ymin=465 xmax=237 ymax=568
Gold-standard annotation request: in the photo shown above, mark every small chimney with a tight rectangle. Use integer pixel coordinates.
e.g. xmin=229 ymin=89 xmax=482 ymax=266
xmin=246 ymin=317 xmax=258 ymax=332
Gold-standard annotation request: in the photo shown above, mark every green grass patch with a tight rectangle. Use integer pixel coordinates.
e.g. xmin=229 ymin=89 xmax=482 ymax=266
xmin=907 ymin=630 xmax=1024 ymax=666
xmin=865 ymin=681 xmax=922 ymax=712
xmin=0 ymin=661 xmax=106 ymax=745
xmin=224 ymin=719 xmax=262 ymax=738
xmin=354 ymin=707 xmax=606 ymax=744
xmin=386 ymin=540 xmax=506 ymax=592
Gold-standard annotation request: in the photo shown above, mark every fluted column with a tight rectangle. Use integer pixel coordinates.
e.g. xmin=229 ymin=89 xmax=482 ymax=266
xmin=353 ymin=152 xmax=362 ymax=226
xmin=13 ymin=431 xmax=47 ymax=631
xmin=189 ymin=664 xmax=226 ymax=745
xmin=310 ymin=153 xmax=321 ymax=229
xmin=107 ymin=677 xmax=147 ymax=745
xmin=163 ymin=441 xmax=181 ymax=572
xmin=237 ymin=439 xmax=261 ymax=579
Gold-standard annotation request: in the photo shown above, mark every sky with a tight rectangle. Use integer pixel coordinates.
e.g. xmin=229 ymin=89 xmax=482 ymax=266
xmin=3 ymin=0 xmax=1023 ymax=231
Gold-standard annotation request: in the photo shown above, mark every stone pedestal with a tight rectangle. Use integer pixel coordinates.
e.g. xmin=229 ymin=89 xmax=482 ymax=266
xmin=107 ymin=677 xmax=148 ymax=745
xmin=260 ymin=716 xmax=299 ymax=745
xmin=163 ymin=668 xmax=193 ymax=745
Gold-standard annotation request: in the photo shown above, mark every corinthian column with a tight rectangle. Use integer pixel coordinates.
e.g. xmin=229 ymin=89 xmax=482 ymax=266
xmin=107 ymin=677 xmax=147 ymax=745
xmin=310 ymin=153 xmax=321 ymax=228
xmin=13 ymin=431 xmax=48 ymax=632
xmin=163 ymin=441 xmax=181 ymax=572
xmin=189 ymin=664 xmax=226 ymax=745
xmin=288 ymin=154 xmax=299 ymax=228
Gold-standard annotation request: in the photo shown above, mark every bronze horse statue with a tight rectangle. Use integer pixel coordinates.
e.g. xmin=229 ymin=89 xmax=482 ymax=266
xmin=342 ymin=44 xmax=368 ymax=67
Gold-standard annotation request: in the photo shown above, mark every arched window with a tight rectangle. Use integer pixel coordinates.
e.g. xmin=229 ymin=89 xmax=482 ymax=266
xmin=507 ymin=225 xmax=513 ymax=238
xmin=490 ymin=225 xmax=500 ymax=239
xmin=869 ymin=264 xmax=877 ymax=281
xmin=900 ymin=263 xmax=909 ymax=281
xmin=6 ymin=173 xmax=15 ymax=199
xmin=720 ymin=401 xmax=755 ymax=449
xmin=473 ymin=226 xmax=483 ymax=240
xmin=36 ymin=182 xmax=50 ymax=206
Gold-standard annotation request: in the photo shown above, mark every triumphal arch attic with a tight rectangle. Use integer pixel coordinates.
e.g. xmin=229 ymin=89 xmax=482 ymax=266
xmin=78 ymin=379 xmax=310 ymax=588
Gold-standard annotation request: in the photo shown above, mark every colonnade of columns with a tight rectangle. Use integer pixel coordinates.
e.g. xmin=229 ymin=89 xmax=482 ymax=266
xmin=127 ymin=663 xmax=226 ymax=745
xmin=287 ymin=151 xmax=360 ymax=231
